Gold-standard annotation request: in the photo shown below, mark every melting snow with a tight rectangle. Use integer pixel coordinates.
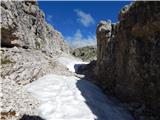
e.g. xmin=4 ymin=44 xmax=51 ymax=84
xmin=57 ymin=54 xmax=89 ymax=72
xmin=25 ymin=54 xmax=134 ymax=120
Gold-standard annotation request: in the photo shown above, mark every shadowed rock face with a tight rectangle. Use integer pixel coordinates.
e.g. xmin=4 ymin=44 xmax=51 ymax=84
xmin=1 ymin=1 xmax=69 ymax=53
xmin=96 ymin=20 xmax=112 ymax=68
xmin=96 ymin=20 xmax=116 ymax=92
xmin=96 ymin=1 xmax=160 ymax=118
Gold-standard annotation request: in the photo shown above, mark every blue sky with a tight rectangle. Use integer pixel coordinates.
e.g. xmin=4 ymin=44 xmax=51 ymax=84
xmin=38 ymin=1 xmax=131 ymax=48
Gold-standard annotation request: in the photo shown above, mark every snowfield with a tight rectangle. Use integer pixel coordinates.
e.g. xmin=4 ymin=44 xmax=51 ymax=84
xmin=25 ymin=54 xmax=134 ymax=120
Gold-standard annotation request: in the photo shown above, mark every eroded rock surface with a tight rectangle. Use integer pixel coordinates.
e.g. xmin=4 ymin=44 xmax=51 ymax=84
xmin=1 ymin=1 xmax=69 ymax=53
xmin=1 ymin=1 xmax=71 ymax=119
xmin=0 ymin=47 xmax=73 ymax=120
xmin=96 ymin=1 xmax=160 ymax=119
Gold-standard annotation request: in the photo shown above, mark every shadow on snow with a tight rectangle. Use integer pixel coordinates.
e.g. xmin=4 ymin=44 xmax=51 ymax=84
xmin=74 ymin=63 xmax=134 ymax=120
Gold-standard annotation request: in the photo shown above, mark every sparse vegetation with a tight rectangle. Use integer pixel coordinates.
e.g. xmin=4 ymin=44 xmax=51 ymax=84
xmin=1 ymin=58 xmax=14 ymax=64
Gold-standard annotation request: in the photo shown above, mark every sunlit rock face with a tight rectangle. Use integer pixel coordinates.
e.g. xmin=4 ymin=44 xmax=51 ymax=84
xmin=1 ymin=1 xmax=69 ymax=53
xmin=1 ymin=1 xmax=71 ymax=119
xmin=96 ymin=1 xmax=160 ymax=118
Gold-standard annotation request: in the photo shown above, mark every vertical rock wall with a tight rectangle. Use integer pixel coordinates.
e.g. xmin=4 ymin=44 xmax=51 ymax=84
xmin=96 ymin=1 xmax=160 ymax=117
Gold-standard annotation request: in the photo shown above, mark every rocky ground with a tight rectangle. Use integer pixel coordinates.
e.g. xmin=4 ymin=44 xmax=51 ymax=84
xmin=0 ymin=47 xmax=74 ymax=120
xmin=1 ymin=77 xmax=40 ymax=120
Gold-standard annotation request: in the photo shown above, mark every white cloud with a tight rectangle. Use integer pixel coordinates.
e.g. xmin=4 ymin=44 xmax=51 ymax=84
xmin=65 ymin=29 xmax=96 ymax=48
xmin=74 ymin=9 xmax=95 ymax=27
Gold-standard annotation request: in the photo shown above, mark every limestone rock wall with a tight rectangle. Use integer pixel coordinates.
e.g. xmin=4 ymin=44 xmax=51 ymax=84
xmin=0 ymin=1 xmax=71 ymax=119
xmin=1 ymin=0 xmax=69 ymax=53
xmin=96 ymin=1 xmax=160 ymax=118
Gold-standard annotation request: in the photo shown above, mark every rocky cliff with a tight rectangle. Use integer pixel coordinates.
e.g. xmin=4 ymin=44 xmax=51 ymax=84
xmin=1 ymin=0 xmax=69 ymax=53
xmin=1 ymin=0 xmax=71 ymax=86
xmin=96 ymin=1 xmax=160 ymax=119
xmin=1 ymin=1 xmax=71 ymax=119
xmin=72 ymin=46 xmax=96 ymax=61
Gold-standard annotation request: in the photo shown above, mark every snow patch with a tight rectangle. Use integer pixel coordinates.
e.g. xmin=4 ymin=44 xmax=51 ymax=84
xmin=26 ymin=74 xmax=133 ymax=120
xmin=26 ymin=74 xmax=96 ymax=120
xmin=25 ymin=55 xmax=134 ymax=120
xmin=57 ymin=54 xmax=89 ymax=72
